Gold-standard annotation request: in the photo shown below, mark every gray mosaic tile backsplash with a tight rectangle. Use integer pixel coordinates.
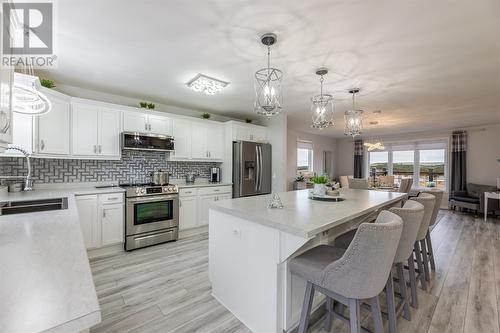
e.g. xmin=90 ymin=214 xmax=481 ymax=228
xmin=0 ymin=150 xmax=221 ymax=184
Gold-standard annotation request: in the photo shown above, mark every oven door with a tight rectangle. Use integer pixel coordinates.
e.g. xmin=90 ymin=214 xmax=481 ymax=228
xmin=126 ymin=195 xmax=179 ymax=236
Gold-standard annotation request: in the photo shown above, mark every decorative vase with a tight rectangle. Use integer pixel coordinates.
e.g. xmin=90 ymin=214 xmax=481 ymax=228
xmin=313 ymin=184 xmax=326 ymax=196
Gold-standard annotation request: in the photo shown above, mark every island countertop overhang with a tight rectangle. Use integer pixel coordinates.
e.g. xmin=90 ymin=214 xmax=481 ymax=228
xmin=209 ymin=189 xmax=407 ymax=238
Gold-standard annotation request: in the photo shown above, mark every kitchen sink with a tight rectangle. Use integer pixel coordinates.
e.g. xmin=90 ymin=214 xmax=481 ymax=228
xmin=0 ymin=197 xmax=68 ymax=216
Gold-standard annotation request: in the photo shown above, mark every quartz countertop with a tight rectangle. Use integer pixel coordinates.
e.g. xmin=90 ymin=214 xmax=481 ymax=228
xmin=0 ymin=188 xmax=102 ymax=332
xmin=210 ymin=189 xmax=407 ymax=238
xmin=169 ymin=178 xmax=232 ymax=189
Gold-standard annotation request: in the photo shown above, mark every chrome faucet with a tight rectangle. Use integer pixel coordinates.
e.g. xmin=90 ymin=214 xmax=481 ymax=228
xmin=0 ymin=146 xmax=33 ymax=191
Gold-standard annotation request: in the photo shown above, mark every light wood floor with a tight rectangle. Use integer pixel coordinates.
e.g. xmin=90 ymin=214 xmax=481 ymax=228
xmin=89 ymin=210 xmax=500 ymax=333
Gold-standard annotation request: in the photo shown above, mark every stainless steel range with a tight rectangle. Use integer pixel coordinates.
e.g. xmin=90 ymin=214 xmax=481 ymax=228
xmin=121 ymin=182 xmax=179 ymax=251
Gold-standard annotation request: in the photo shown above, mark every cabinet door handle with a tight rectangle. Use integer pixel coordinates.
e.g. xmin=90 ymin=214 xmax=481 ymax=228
xmin=148 ymin=124 xmax=152 ymax=131
xmin=145 ymin=123 xmax=148 ymax=131
xmin=102 ymin=209 xmax=106 ymax=218
xmin=98 ymin=145 xmax=102 ymax=153
xmin=214 ymin=189 xmax=220 ymax=192
xmin=40 ymin=139 xmax=45 ymax=151
xmin=93 ymin=145 xmax=97 ymax=153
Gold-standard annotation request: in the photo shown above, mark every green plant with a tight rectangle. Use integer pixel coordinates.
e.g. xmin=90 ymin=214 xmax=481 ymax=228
xmin=147 ymin=103 xmax=155 ymax=109
xmin=295 ymin=175 xmax=305 ymax=182
xmin=40 ymin=78 xmax=55 ymax=89
xmin=202 ymin=112 xmax=211 ymax=119
xmin=245 ymin=118 xmax=252 ymax=124
xmin=139 ymin=101 xmax=148 ymax=108
xmin=310 ymin=174 xmax=329 ymax=185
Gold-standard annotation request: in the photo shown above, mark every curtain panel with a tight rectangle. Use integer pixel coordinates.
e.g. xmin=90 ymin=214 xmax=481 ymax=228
xmin=450 ymin=130 xmax=467 ymax=192
xmin=354 ymin=139 xmax=364 ymax=178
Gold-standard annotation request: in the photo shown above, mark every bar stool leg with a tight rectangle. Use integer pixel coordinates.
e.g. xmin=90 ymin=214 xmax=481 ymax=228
xmin=298 ymin=281 xmax=315 ymax=333
xmin=426 ymin=230 xmax=436 ymax=270
xmin=385 ymin=270 xmax=397 ymax=333
xmin=396 ymin=263 xmax=411 ymax=320
xmin=369 ymin=296 xmax=384 ymax=333
xmin=325 ymin=297 xmax=333 ymax=332
xmin=414 ymin=242 xmax=427 ymax=290
xmin=420 ymin=239 xmax=431 ymax=282
xmin=408 ymin=256 xmax=418 ymax=308
xmin=348 ymin=298 xmax=361 ymax=333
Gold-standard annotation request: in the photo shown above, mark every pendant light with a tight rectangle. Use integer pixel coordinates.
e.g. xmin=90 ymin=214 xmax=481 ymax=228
xmin=364 ymin=137 xmax=385 ymax=151
xmin=344 ymin=88 xmax=363 ymax=137
xmin=254 ymin=33 xmax=283 ymax=117
xmin=310 ymin=68 xmax=334 ymax=130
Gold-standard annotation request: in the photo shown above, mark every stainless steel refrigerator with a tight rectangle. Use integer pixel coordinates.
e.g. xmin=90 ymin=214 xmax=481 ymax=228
xmin=232 ymin=141 xmax=272 ymax=198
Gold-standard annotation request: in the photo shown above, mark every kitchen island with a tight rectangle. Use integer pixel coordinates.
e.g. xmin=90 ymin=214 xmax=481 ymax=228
xmin=208 ymin=188 xmax=407 ymax=333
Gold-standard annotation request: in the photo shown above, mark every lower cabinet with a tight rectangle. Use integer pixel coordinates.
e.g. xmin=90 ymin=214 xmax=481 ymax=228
xmin=178 ymin=185 xmax=232 ymax=230
xmin=76 ymin=193 xmax=124 ymax=249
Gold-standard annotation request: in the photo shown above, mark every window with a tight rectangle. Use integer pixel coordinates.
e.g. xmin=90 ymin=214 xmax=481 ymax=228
xmin=392 ymin=150 xmax=414 ymax=184
xmin=419 ymin=149 xmax=445 ymax=189
xmin=297 ymin=141 xmax=313 ymax=173
xmin=366 ymin=140 xmax=448 ymax=190
xmin=369 ymin=151 xmax=388 ymax=176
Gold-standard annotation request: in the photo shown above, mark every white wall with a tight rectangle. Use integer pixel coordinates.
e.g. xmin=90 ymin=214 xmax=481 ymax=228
xmin=286 ymin=129 xmax=337 ymax=190
xmin=262 ymin=114 xmax=288 ymax=192
xmin=336 ymin=139 xmax=355 ymax=178
xmin=467 ymin=124 xmax=500 ymax=185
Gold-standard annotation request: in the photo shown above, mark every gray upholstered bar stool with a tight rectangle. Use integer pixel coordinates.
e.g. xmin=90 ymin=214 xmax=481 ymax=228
xmin=419 ymin=188 xmax=444 ymax=272
xmin=348 ymin=178 xmax=369 ymax=189
xmin=409 ymin=193 xmax=436 ymax=290
xmin=290 ymin=211 xmax=403 ymax=333
xmin=385 ymin=200 xmax=425 ymax=333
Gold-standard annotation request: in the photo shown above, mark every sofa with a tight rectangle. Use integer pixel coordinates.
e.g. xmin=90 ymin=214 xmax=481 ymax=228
xmin=449 ymin=183 xmax=499 ymax=214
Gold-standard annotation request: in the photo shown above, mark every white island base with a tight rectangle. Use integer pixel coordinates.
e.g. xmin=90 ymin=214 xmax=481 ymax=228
xmin=208 ymin=189 xmax=406 ymax=332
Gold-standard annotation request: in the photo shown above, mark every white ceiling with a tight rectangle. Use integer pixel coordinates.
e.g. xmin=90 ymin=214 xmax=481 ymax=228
xmin=40 ymin=0 xmax=500 ymax=137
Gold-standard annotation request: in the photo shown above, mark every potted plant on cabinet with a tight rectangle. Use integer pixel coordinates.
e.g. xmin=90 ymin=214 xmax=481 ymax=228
xmin=310 ymin=174 xmax=329 ymax=196
xmin=294 ymin=174 xmax=307 ymax=190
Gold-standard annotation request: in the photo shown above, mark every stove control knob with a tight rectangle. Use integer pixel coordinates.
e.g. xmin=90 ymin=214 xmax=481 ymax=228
xmin=137 ymin=188 xmax=146 ymax=195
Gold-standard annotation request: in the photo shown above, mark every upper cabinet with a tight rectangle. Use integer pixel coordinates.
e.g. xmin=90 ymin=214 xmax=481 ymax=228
xmin=3 ymin=112 xmax=33 ymax=156
xmin=72 ymin=101 xmax=122 ymax=159
xmin=171 ymin=119 xmax=224 ymax=161
xmin=228 ymin=121 xmax=268 ymax=143
xmin=34 ymin=92 xmax=71 ymax=155
xmin=124 ymin=111 xmax=172 ymax=136
xmin=0 ymin=5 xmax=13 ymax=153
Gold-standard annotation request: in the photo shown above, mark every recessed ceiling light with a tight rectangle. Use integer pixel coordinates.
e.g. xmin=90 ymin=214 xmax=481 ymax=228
xmin=186 ymin=74 xmax=229 ymax=95
xmin=369 ymin=121 xmax=379 ymax=125
xmin=372 ymin=110 xmax=382 ymax=114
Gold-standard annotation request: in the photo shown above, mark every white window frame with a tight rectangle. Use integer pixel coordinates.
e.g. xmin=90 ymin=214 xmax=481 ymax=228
xmin=297 ymin=140 xmax=314 ymax=173
xmin=366 ymin=138 xmax=449 ymax=191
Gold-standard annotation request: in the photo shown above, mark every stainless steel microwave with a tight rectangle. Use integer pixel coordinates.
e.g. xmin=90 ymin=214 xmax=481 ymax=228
xmin=122 ymin=132 xmax=175 ymax=152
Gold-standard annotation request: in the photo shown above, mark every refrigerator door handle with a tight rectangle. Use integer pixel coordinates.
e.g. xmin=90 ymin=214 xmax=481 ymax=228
xmin=255 ymin=145 xmax=260 ymax=192
xmin=258 ymin=145 xmax=262 ymax=192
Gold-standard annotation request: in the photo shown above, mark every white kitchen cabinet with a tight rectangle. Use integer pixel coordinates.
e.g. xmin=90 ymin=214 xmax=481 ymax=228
xmin=172 ymin=118 xmax=192 ymax=159
xmin=76 ymin=193 xmax=124 ymax=250
xmin=191 ymin=123 xmax=208 ymax=159
xmin=72 ymin=103 xmax=98 ymax=155
xmin=0 ymin=8 xmax=13 ymax=153
xmin=75 ymin=195 xmax=100 ymax=249
xmin=2 ymin=112 xmax=33 ymax=156
xmin=72 ymin=103 xmax=121 ymax=158
xmin=124 ymin=111 xmax=172 ymax=135
xmin=179 ymin=195 xmax=198 ymax=230
xmin=198 ymin=194 xmax=216 ymax=226
xmin=35 ymin=95 xmax=71 ymax=155
xmin=100 ymin=203 xmax=124 ymax=246
xmin=197 ymin=185 xmax=232 ymax=226
xmin=230 ymin=122 xmax=268 ymax=143
xmin=98 ymin=108 xmax=121 ymax=157
xmin=207 ymin=124 xmax=224 ymax=160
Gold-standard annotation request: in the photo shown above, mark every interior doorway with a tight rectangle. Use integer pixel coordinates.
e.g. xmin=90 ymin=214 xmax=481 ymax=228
xmin=323 ymin=151 xmax=333 ymax=178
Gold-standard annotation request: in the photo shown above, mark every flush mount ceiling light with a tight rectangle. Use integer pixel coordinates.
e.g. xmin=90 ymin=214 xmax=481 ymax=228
xmin=186 ymin=74 xmax=229 ymax=95
xmin=344 ymin=88 xmax=363 ymax=137
xmin=310 ymin=68 xmax=334 ymax=130
xmin=13 ymin=68 xmax=52 ymax=116
xmin=254 ymin=33 xmax=283 ymax=117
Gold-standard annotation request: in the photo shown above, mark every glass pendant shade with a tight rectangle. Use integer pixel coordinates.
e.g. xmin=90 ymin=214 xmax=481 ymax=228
xmin=344 ymin=88 xmax=363 ymax=137
xmin=254 ymin=33 xmax=283 ymax=117
xmin=310 ymin=68 xmax=333 ymax=129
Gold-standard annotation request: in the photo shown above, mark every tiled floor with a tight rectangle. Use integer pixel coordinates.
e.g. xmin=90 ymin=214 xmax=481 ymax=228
xmin=89 ymin=210 xmax=500 ymax=332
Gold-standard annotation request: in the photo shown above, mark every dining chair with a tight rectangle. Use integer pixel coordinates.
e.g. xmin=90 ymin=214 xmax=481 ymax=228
xmin=340 ymin=175 xmax=352 ymax=188
xmin=385 ymin=200 xmax=425 ymax=332
xmin=348 ymin=178 xmax=369 ymax=190
xmin=398 ymin=178 xmax=413 ymax=193
xmin=419 ymin=188 xmax=444 ymax=272
xmin=409 ymin=193 xmax=436 ymax=290
xmin=290 ymin=211 xmax=403 ymax=333
xmin=379 ymin=175 xmax=395 ymax=187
